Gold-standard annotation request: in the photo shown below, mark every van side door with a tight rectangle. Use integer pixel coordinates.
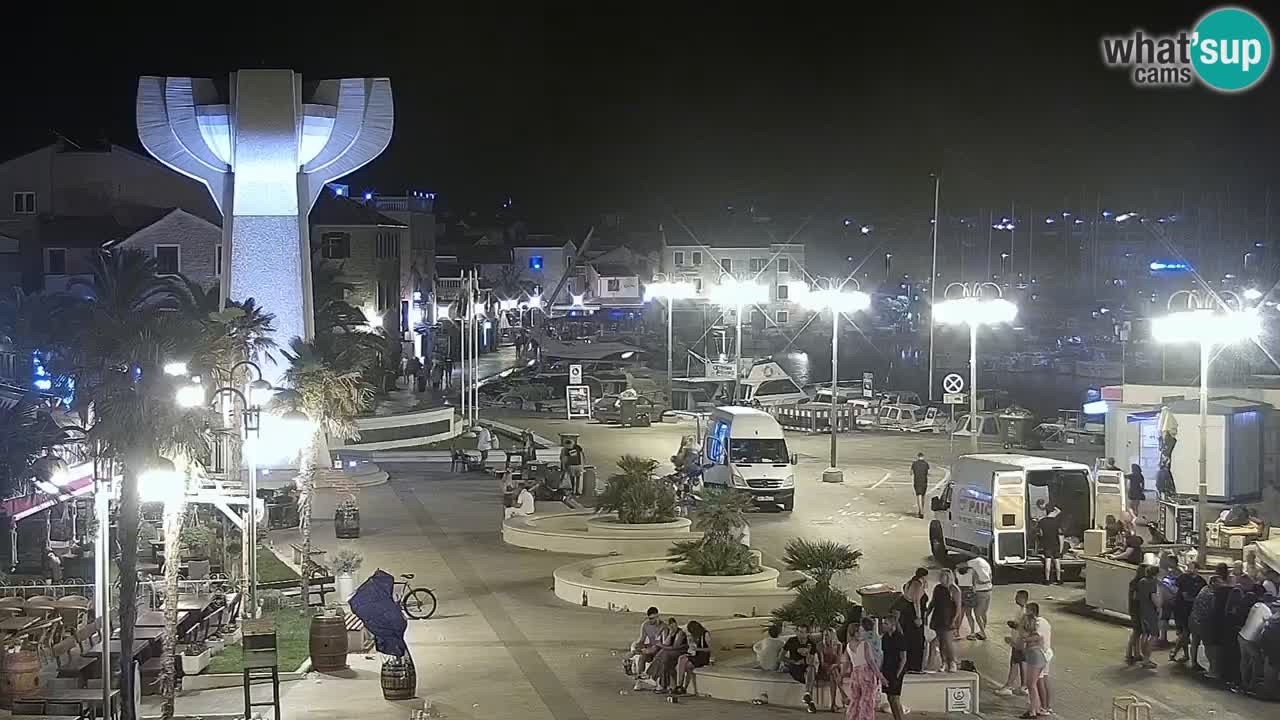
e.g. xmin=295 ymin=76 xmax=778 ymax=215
xmin=991 ymin=471 xmax=1026 ymax=564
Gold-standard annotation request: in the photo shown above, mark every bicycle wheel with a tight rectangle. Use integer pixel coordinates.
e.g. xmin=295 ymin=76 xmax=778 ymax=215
xmin=401 ymin=588 xmax=437 ymax=620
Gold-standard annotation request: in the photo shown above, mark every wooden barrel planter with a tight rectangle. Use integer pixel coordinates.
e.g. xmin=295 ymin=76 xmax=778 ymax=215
xmin=308 ymin=615 xmax=348 ymax=672
xmin=380 ymin=653 xmax=416 ymax=700
xmin=0 ymin=650 xmax=41 ymax=708
xmin=335 ymin=505 xmax=361 ymax=539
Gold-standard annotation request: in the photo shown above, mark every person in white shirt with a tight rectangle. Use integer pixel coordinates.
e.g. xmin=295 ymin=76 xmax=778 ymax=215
xmin=753 ymin=624 xmax=786 ymax=671
xmin=1026 ymin=602 xmax=1053 ymax=714
xmin=995 ymin=589 xmax=1030 ymax=697
xmin=1238 ymin=597 xmax=1273 ymax=693
xmin=504 ymin=485 xmax=535 ymax=519
xmin=1262 ymin=568 xmax=1279 ymax=598
xmin=475 ymin=425 xmax=493 ymax=465
xmin=966 ymin=556 xmax=994 ymax=640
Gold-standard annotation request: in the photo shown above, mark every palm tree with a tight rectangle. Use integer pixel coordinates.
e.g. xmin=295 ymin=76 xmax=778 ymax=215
xmin=780 ymin=538 xmax=862 ymax=587
xmin=272 ymin=338 xmax=372 ymax=599
xmin=772 ymin=538 xmax=863 ymax=636
xmin=0 ymin=393 xmax=70 ymax=499
xmin=60 ymin=248 xmax=212 ymax=720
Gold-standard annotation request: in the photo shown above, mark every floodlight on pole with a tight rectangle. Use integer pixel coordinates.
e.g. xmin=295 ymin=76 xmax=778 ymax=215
xmin=1154 ymin=289 xmax=1258 ymax=563
xmin=138 ymin=459 xmax=184 ymax=506
xmin=175 ymin=382 xmax=205 ymax=408
xmin=646 ymin=276 xmax=698 ymax=394
xmin=935 ymin=282 xmax=1018 ymax=452
xmin=224 ymin=360 xmax=271 ymax=619
xmin=163 ymin=361 xmax=189 ymax=377
xmin=799 ymin=279 xmax=871 ymax=483
xmin=710 ymin=278 xmax=768 ymax=400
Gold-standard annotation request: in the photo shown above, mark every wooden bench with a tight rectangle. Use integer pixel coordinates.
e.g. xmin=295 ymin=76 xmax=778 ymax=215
xmin=305 ymin=568 xmax=336 ymax=608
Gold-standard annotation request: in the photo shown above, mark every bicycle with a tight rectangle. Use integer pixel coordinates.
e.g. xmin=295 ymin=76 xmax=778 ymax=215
xmin=392 ymin=573 xmax=437 ymax=620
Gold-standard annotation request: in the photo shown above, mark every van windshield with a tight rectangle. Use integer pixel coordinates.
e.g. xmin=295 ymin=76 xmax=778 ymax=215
xmin=730 ymin=438 xmax=789 ymax=464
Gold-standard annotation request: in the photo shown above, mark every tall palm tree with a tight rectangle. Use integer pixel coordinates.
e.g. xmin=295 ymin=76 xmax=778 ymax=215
xmin=272 ymin=338 xmax=372 ymax=599
xmin=60 ymin=248 xmax=211 ymax=720
xmin=0 ymin=392 xmax=71 ymax=499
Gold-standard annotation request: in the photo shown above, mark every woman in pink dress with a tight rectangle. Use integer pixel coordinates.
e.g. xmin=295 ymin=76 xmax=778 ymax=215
xmin=844 ymin=618 xmax=882 ymax=720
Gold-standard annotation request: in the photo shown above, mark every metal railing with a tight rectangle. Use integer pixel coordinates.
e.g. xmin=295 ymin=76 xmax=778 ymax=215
xmin=0 ymin=580 xmax=95 ymax=600
xmin=767 ymin=405 xmax=858 ymax=433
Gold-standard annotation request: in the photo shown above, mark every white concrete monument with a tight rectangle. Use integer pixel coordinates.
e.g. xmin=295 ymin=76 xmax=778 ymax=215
xmin=136 ymin=70 xmax=393 ymax=383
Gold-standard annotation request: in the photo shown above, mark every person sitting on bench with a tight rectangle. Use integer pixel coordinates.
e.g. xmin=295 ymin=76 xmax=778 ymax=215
xmin=504 ymin=483 xmax=535 ymax=519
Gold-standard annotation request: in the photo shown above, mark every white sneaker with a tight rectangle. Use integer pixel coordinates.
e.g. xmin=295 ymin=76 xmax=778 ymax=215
xmin=1013 ymin=687 xmax=1028 ymax=696
xmin=993 ymin=687 xmax=1014 ymax=697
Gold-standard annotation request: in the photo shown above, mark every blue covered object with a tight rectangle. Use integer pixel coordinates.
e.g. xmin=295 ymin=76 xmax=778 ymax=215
xmin=348 ymin=569 xmax=408 ymax=657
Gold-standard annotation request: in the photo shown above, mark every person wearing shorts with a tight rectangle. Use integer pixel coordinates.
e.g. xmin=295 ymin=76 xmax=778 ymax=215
xmin=967 ymin=556 xmax=993 ymax=640
xmin=995 ymin=590 xmax=1030 ymax=697
xmin=911 ymin=454 xmax=930 ymax=518
xmin=1037 ymin=505 xmax=1064 ymax=585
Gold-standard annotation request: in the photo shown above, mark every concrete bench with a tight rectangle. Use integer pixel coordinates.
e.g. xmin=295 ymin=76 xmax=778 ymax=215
xmin=694 ymin=657 xmax=980 ymax=714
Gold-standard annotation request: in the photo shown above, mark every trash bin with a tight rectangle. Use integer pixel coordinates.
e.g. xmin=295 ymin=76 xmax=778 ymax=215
xmin=584 ymin=465 xmax=600 ymax=495
xmin=856 ymin=583 xmax=902 ymax=618
xmin=619 ymin=398 xmax=637 ymax=426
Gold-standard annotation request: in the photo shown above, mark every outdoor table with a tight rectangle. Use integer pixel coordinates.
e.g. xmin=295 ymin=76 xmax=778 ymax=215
xmin=132 ymin=627 xmax=166 ymax=642
xmin=176 ymin=595 xmax=211 ymax=612
xmin=0 ymin=615 xmax=39 ymax=633
xmin=33 ymin=688 xmax=121 ymax=719
xmin=134 ymin=609 xmax=193 ymax=628
xmin=83 ymin=639 xmax=150 ymax=660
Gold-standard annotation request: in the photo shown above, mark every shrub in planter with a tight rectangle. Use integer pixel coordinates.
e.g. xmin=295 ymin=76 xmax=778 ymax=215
xmin=666 ymin=488 xmax=758 ymax=576
xmin=180 ymin=524 xmax=214 ymax=559
xmin=595 ymin=456 xmax=676 ymax=524
xmin=772 ymin=538 xmax=863 ymax=636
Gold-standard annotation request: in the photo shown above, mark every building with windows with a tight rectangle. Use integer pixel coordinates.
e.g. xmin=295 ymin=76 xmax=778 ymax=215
xmin=110 ymin=209 xmax=222 ymax=285
xmin=0 ymin=140 xmax=219 ymax=294
xmin=310 ymin=189 xmax=409 ymax=337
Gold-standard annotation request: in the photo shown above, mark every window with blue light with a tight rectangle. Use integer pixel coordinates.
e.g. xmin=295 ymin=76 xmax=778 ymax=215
xmin=529 ymin=255 xmax=543 ymax=270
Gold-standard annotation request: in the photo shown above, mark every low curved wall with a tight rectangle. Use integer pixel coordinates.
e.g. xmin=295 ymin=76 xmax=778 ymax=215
xmin=654 ymin=551 xmax=777 ymax=590
xmin=503 ymin=511 xmax=700 ymax=556
xmin=554 ymin=555 xmax=794 ymax=617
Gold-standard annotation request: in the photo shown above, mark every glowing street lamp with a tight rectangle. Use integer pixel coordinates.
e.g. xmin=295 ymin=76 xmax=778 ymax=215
xmin=163 ymin=361 xmax=189 ymax=377
xmin=800 ymin=281 xmax=871 ymax=483
xmin=935 ymin=283 xmax=1018 ymax=452
xmin=646 ymin=276 xmax=698 ymax=393
xmin=710 ymin=278 xmax=768 ymax=399
xmin=1153 ymin=290 xmax=1260 ymax=562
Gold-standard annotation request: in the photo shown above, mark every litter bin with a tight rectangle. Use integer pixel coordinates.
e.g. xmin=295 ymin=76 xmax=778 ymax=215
xmin=619 ymin=398 xmax=637 ymax=426
xmin=856 ymin=583 xmax=902 ymax=618
xmin=999 ymin=410 xmax=1041 ymax=450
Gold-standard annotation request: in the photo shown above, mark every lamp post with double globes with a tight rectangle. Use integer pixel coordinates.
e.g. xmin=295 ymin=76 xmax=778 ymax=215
xmin=800 ymin=279 xmax=871 ymax=483
xmin=645 ymin=275 xmax=698 ymax=396
xmin=934 ymin=283 xmax=1018 ymax=452
xmin=710 ymin=277 xmax=768 ymax=401
xmin=1152 ymin=290 xmax=1261 ymax=562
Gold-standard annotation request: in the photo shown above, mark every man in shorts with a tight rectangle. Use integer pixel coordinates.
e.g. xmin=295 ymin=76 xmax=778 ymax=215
xmin=911 ymin=453 xmax=930 ymax=518
xmin=1038 ymin=504 xmax=1064 ymax=585
xmin=630 ymin=606 xmax=665 ymax=689
xmin=994 ymin=589 xmax=1030 ymax=696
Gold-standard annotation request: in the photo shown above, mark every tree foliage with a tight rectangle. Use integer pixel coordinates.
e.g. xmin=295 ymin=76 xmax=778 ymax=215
xmin=595 ymin=455 xmax=676 ymax=524
xmin=772 ymin=537 xmax=862 ymax=634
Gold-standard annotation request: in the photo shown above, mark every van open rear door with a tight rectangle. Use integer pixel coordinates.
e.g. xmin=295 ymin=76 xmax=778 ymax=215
xmin=992 ymin=471 xmax=1026 ymax=564
xmin=1093 ymin=469 xmax=1126 ymax=529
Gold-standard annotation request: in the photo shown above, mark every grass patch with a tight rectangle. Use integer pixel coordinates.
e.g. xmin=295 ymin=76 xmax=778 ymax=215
xmin=256 ymin=547 xmax=301 ymax=587
xmin=206 ymin=608 xmax=313 ymax=674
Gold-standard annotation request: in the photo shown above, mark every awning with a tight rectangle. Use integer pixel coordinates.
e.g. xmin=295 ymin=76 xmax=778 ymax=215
xmin=1250 ymin=537 xmax=1280 ymax=573
xmin=2 ymin=462 xmax=99 ymax=522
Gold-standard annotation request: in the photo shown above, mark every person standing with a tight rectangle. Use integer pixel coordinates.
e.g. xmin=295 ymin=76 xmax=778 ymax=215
xmin=966 ymin=555 xmax=993 ymax=640
xmin=1172 ymin=561 xmax=1206 ymax=663
xmin=1136 ymin=564 xmax=1161 ymax=669
xmin=1038 ymin=504 xmax=1064 ymax=585
xmin=899 ymin=568 xmax=929 ymax=672
xmin=1015 ymin=614 xmax=1047 ymax=719
xmin=929 ymin=569 xmax=960 ymax=672
xmin=1026 ymin=602 xmax=1053 ymax=715
xmin=520 ymin=429 xmax=537 ymax=465
xmin=911 ymin=453 xmax=930 ymax=519
xmin=1238 ymin=591 xmax=1273 ymax=694
xmin=879 ymin=611 xmax=908 ymax=720
xmin=844 ymin=619 xmax=883 ymax=720
xmin=560 ymin=438 xmax=586 ymax=495
xmin=1126 ymin=463 xmax=1147 ymax=517
xmin=995 ymin=590 xmax=1030 ymax=697
xmin=475 ymin=424 xmax=493 ymax=466
xmin=1189 ymin=575 xmax=1222 ymax=674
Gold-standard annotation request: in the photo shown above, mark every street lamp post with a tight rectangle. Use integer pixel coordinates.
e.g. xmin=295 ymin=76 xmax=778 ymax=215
xmin=1152 ymin=291 xmax=1259 ymax=563
xmin=934 ymin=283 xmax=1018 ymax=452
xmin=645 ymin=276 xmax=697 ymax=397
xmin=710 ymin=278 xmax=767 ymax=402
xmin=801 ymin=281 xmax=871 ymax=483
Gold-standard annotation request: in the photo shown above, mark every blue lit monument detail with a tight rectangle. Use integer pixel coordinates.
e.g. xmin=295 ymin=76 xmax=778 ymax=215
xmin=136 ymin=71 xmax=394 ymax=384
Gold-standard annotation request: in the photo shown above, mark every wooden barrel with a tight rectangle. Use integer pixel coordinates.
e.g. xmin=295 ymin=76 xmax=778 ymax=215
xmin=0 ymin=650 xmax=42 ymax=708
xmin=380 ymin=654 xmax=416 ymax=700
xmin=308 ymin=615 xmax=348 ymax=672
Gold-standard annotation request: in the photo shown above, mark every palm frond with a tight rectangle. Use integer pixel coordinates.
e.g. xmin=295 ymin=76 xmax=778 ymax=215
xmin=781 ymin=538 xmax=862 ymax=586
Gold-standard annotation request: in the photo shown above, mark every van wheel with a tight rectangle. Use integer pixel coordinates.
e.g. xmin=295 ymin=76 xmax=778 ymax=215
xmin=929 ymin=522 xmax=948 ymax=564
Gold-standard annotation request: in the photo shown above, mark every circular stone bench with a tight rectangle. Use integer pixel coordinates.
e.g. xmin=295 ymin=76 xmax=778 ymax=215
xmin=503 ymin=510 xmax=699 ymax=556
xmin=553 ymin=555 xmax=794 ymax=616
xmin=690 ymin=618 xmax=981 ymax=714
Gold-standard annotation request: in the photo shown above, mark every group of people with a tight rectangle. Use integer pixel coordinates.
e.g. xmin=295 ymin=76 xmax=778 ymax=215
xmin=514 ymin=330 xmax=540 ymax=361
xmin=402 ymin=353 xmax=453 ymax=394
xmin=627 ymin=608 xmax=711 ymax=697
xmin=1133 ymin=557 xmax=1280 ymax=697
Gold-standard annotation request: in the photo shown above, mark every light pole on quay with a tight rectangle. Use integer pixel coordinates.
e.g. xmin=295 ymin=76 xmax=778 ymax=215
xmin=645 ymin=275 xmax=698 ymax=396
xmin=710 ymin=277 xmax=768 ymax=401
xmin=1152 ymin=290 xmax=1260 ymax=563
xmin=800 ymin=280 xmax=871 ymax=483
xmin=934 ymin=282 xmax=1018 ymax=452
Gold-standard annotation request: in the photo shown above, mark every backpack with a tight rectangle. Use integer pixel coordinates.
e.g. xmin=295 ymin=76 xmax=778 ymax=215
xmin=1261 ymin=609 xmax=1280 ymax=663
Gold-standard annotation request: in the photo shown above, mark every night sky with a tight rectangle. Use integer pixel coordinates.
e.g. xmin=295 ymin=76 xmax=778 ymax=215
xmin=4 ymin=3 xmax=1278 ymax=227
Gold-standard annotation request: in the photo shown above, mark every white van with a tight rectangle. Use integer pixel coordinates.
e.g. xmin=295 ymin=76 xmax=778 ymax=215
xmin=702 ymin=406 xmax=798 ymax=511
xmin=929 ymin=453 xmax=1125 ymax=570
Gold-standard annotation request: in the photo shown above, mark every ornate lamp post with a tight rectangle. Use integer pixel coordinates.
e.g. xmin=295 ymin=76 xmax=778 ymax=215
xmin=800 ymin=278 xmax=871 ymax=483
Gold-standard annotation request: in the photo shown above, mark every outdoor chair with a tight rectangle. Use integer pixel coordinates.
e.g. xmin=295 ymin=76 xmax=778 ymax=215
xmin=56 ymin=606 xmax=87 ymax=635
xmin=55 ymin=594 xmax=90 ymax=608
xmin=186 ymin=559 xmax=211 ymax=581
xmin=52 ymin=636 xmax=96 ymax=685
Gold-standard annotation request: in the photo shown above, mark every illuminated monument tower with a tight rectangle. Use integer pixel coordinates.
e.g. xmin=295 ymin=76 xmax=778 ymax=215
xmin=136 ymin=71 xmax=393 ymax=383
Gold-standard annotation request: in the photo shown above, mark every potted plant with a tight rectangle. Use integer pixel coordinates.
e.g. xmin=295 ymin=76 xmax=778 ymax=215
xmin=595 ymin=456 xmax=677 ymax=524
xmin=772 ymin=538 xmax=863 ymax=638
xmin=335 ymin=496 xmax=360 ymax=539
xmin=181 ymin=640 xmax=212 ymax=675
xmin=668 ymin=488 xmax=759 ymax=576
xmin=332 ymin=549 xmax=364 ymax=601
xmin=180 ymin=524 xmax=213 ymax=560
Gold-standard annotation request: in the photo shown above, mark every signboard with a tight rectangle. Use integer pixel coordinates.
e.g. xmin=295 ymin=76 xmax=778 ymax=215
xmin=707 ymin=362 xmax=736 ymax=380
xmin=943 ymin=392 xmax=966 ymax=405
xmin=861 ymin=372 xmax=874 ymax=398
xmin=942 ymin=373 xmax=965 ymax=394
xmin=945 ymin=686 xmax=974 ymax=713
xmin=568 ymin=364 xmax=583 ymax=385
xmin=566 ymin=386 xmax=592 ymax=419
